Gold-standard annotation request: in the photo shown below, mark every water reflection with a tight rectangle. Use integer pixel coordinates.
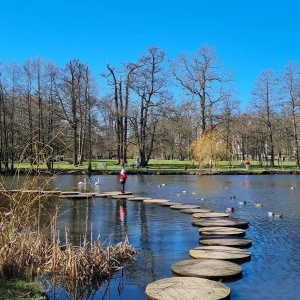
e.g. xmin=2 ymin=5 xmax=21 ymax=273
xmin=3 ymin=174 xmax=300 ymax=299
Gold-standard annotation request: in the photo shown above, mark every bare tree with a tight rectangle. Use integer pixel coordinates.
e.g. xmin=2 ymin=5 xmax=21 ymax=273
xmin=103 ymin=63 xmax=139 ymax=164
xmin=171 ymin=45 xmax=232 ymax=136
xmin=54 ymin=59 xmax=97 ymax=166
xmin=129 ymin=47 xmax=172 ymax=167
xmin=250 ymin=69 xmax=279 ymax=167
xmin=280 ymin=61 xmax=300 ymax=167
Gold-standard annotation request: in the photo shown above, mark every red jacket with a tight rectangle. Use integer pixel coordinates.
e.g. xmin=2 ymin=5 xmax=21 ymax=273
xmin=119 ymin=173 xmax=127 ymax=181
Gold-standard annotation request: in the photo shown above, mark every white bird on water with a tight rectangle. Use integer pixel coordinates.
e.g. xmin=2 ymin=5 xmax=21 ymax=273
xmin=95 ymin=178 xmax=100 ymax=185
xmin=78 ymin=178 xmax=87 ymax=187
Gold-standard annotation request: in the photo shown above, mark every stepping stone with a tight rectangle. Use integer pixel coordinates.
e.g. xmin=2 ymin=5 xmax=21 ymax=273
xmin=172 ymin=259 xmax=242 ymax=280
xmin=190 ymin=246 xmax=251 ymax=261
xmin=170 ymin=204 xmax=200 ymax=210
xmin=111 ymin=195 xmax=135 ymax=199
xmin=145 ymin=276 xmax=230 ymax=300
xmin=180 ymin=208 xmax=213 ymax=214
xmin=59 ymin=193 xmax=93 ymax=199
xmin=199 ymin=227 xmax=245 ymax=236
xmin=199 ymin=237 xmax=252 ymax=248
xmin=156 ymin=202 xmax=184 ymax=207
xmin=193 ymin=212 xmax=229 ymax=218
xmin=192 ymin=217 xmax=249 ymax=228
xmin=143 ymin=199 xmax=170 ymax=204
xmin=93 ymin=193 xmax=112 ymax=198
xmin=60 ymin=191 xmax=80 ymax=195
xmin=127 ymin=197 xmax=152 ymax=202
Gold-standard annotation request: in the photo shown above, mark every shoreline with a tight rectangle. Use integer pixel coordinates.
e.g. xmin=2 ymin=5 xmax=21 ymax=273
xmin=4 ymin=168 xmax=300 ymax=176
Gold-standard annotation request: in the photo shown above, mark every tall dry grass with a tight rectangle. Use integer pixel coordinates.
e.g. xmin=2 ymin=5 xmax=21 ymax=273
xmin=0 ymin=173 xmax=137 ymax=296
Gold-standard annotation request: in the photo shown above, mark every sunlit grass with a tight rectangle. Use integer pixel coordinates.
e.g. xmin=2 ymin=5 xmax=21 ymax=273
xmin=12 ymin=158 xmax=300 ymax=173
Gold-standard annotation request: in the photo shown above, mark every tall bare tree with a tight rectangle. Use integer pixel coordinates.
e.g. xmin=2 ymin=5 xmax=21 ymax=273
xmin=250 ymin=69 xmax=279 ymax=167
xmin=129 ymin=47 xmax=172 ymax=167
xmin=171 ymin=45 xmax=232 ymax=136
xmin=104 ymin=63 xmax=139 ymax=164
xmin=54 ymin=59 xmax=96 ymax=166
xmin=280 ymin=61 xmax=300 ymax=167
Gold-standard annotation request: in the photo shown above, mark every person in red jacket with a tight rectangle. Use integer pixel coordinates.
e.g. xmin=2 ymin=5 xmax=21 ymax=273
xmin=119 ymin=169 xmax=127 ymax=193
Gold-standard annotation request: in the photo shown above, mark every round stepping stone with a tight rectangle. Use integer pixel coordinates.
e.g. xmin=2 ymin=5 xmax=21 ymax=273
xmin=192 ymin=217 xmax=249 ymax=228
xmin=127 ymin=197 xmax=152 ymax=201
xmin=170 ymin=204 xmax=200 ymax=210
xmin=180 ymin=208 xmax=213 ymax=214
xmin=190 ymin=246 xmax=251 ymax=261
xmin=112 ymin=195 xmax=135 ymax=199
xmin=199 ymin=237 xmax=252 ymax=248
xmin=199 ymin=227 xmax=245 ymax=236
xmin=172 ymin=259 xmax=242 ymax=280
xmin=143 ymin=199 xmax=170 ymax=204
xmin=145 ymin=276 xmax=230 ymax=300
xmin=156 ymin=202 xmax=184 ymax=207
xmin=193 ymin=212 xmax=229 ymax=218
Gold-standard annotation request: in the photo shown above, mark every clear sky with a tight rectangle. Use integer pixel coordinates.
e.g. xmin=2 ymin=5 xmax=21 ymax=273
xmin=1 ymin=0 xmax=300 ymax=107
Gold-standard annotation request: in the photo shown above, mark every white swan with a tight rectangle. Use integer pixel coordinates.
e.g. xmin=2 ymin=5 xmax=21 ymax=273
xmin=95 ymin=178 xmax=100 ymax=185
xmin=78 ymin=178 xmax=87 ymax=187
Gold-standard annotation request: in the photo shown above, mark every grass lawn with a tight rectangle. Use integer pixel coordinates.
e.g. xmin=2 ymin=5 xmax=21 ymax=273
xmin=12 ymin=158 xmax=300 ymax=174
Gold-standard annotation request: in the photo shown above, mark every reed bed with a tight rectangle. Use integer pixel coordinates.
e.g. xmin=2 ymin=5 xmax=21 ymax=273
xmin=0 ymin=174 xmax=137 ymax=296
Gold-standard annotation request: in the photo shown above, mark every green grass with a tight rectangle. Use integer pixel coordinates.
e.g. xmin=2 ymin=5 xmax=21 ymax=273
xmin=0 ymin=279 xmax=46 ymax=300
xmin=11 ymin=158 xmax=300 ymax=173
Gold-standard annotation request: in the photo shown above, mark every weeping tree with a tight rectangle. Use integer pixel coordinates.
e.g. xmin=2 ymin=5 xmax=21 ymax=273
xmin=189 ymin=130 xmax=229 ymax=168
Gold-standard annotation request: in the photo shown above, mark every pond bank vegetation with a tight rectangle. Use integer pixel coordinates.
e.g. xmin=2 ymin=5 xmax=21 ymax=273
xmin=0 ymin=175 xmax=137 ymax=298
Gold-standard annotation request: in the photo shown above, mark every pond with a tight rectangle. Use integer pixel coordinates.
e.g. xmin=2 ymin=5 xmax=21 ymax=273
xmin=6 ymin=174 xmax=300 ymax=299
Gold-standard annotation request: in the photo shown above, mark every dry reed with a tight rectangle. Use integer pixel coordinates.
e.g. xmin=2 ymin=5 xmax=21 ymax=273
xmin=0 ymin=173 xmax=137 ymax=295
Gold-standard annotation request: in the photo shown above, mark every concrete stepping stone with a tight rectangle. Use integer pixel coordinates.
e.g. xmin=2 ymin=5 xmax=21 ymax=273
xmin=145 ymin=276 xmax=230 ymax=300
xmin=143 ymin=199 xmax=170 ymax=204
xmin=180 ymin=208 xmax=213 ymax=214
xmin=193 ymin=212 xmax=229 ymax=218
xmin=172 ymin=259 xmax=242 ymax=280
xmin=199 ymin=226 xmax=245 ymax=236
xmin=192 ymin=217 xmax=249 ymax=228
xmin=156 ymin=202 xmax=184 ymax=207
xmin=127 ymin=197 xmax=152 ymax=201
xmin=170 ymin=204 xmax=200 ymax=210
xmin=190 ymin=245 xmax=251 ymax=261
xmin=199 ymin=237 xmax=252 ymax=248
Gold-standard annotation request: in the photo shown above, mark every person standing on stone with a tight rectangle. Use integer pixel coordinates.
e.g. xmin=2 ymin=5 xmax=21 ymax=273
xmin=119 ymin=169 xmax=127 ymax=193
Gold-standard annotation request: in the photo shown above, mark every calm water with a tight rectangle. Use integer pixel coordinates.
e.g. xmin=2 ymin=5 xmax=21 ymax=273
xmin=8 ymin=174 xmax=300 ymax=299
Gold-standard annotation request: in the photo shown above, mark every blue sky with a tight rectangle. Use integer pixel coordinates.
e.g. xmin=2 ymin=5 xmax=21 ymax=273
xmin=1 ymin=0 xmax=300 ymax=107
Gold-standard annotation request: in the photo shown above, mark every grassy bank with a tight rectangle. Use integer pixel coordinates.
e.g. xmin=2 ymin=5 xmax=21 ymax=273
xmin=14 ymin=158 xmax=300 ymax=175
xmin=0 ymin=279 xmax=46 ymax=300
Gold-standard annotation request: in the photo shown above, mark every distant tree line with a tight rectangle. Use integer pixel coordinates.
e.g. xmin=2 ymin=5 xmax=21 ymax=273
xmin=1 ymin=45 xmax=300 ymax=173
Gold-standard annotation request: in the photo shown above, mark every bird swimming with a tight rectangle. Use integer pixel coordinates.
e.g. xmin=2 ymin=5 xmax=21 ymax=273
xmin=238 ymin=201 xmax=246 ymax=205
xmin=225 ymin=207 xmax=235 ymax=213
xmin=78 ymin=178 xmax=87 ymax=187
